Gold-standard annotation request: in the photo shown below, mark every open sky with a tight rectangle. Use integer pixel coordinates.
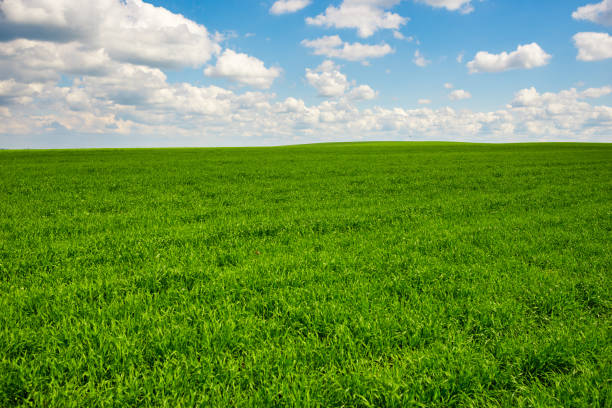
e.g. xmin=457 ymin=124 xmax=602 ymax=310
xmin=0 ymin=0 xmax=611 ymax=148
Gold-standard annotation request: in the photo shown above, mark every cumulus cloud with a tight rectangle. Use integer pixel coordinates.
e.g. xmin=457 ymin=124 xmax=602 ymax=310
xmin=418 ymin=99 xmax=432 ymax=104
xmin=444 ymin=83 xmax=454 ymax=89
xmin=582 ymin=86 xmax=612 ymax=97
xmin=204 ymin=49 xmax=281 ymax=89
xmin=572 ymin=0 xmax=612 ymax=26
xmin=305 ymin=61 xmax=349 ymax=97
xmin=348 ymin=85 xmax=378 ymax=100
xmin=467 ymin=43 xmax=551 ymax=73
xmin=413 ymin=50 xmax=430 ymax=67
xmin=0 ymin=0 xmax=221 ymax=69
xmin=415 ymin=0 xmax=474 ymax=14
xmin=301 ymin=35 xmax=394 ymax=62
xmin=305 ymin=0 xmax=408 ymax=38
xmin=270 ymin=0 xmax=311 ymax=15
xmin=573 ymin=32 xmax=612 ymax=61
xmin=449 ymin=89 xmax=471 ymax=100
xmin=305 ymin=60 xmax=377 ymax=100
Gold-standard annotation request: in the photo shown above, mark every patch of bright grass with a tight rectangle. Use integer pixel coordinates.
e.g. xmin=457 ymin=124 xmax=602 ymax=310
xmin=0 ymin=142 xmax=610 ymax=406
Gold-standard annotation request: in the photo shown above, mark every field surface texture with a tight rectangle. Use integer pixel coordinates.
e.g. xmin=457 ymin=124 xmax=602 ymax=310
xmin=0 ymin=143 xmax=611 ymax=407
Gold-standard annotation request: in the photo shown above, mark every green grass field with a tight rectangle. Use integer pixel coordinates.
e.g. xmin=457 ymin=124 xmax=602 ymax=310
xmin=0 ymin=142 xmax=611 ymax=407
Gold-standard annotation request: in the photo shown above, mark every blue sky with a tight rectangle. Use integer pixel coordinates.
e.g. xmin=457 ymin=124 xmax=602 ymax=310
xmin=0 ymin=0 xmax=611 ymax=148
xmin=158 ymin=0 xmax=611 ymax=109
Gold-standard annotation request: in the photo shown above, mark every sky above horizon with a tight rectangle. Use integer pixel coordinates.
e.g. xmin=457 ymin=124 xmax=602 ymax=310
xmin=0 ymin=0 xmax=611 ymax=148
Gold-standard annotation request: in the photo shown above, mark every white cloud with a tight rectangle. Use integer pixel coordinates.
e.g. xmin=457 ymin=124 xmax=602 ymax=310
xmin=204 ymin=49 xmax=281 ymax=89
xmin=456 ymin=52 xmax=464 ymax=63
xmin=349 ymin=85 xmax=378 ymax=100
xmin=301 ymin=35 xmax=394 ymax=62
xmin=418 ymin=99 xmax=432 ymax=104
xmin=305 ymin=60 xmax=377 ymax=100
xmin=467 ymin=43 xmax=551 ymax=73
xmin=511 ymin=87 xmax=541 ymax=107
xmin=444 ymin=82 xmax=454 ymax=89
xmin=512 ymin=86 xmax=612 ymax=107
xmin=270 ymin=0 xmax=311 ymax=15
xmin=0 ymin=39 xmax=112 ymax=82
xmin=0 ymin=0 xmax=221 ymax=69
xmin=0 ymin=79 xmax=47 ymax=105
xmin=305 ymin=0 xmax=408 ymax=38
xmin=449 ymin=89 xmax=471 ymax=100
xmin=582 ymin=86 xmax=612 ymax=97
xmin=413 ymin=50 xmax=430 ymax=67
xmin=572 ymin=0 xmax=612 ymax=26
xmin=415 ymin=0 xmax=474 ymax=14
xmin=573 ymin=32 xmax=612 ymax=61
xmin=305 ymin=60 xmax=349 ymax=97
xmin=393 ymin=31 xmax=415 ymax=42
xmin=303 ymin=0 xmax=475 ymax=39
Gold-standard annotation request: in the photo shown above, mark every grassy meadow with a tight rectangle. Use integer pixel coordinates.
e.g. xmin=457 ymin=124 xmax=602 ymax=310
xmin=0 ymin=142 xmax=611 ymax=407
